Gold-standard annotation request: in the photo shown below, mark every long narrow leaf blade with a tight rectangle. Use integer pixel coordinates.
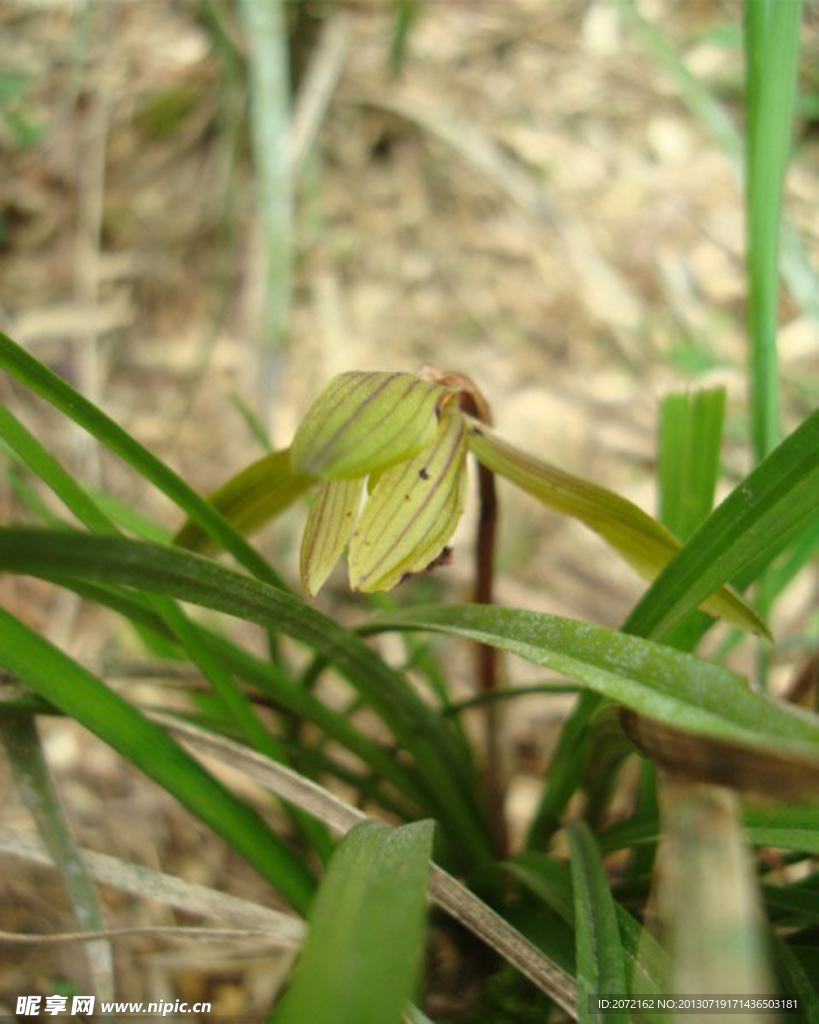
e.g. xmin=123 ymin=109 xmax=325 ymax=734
xmin=0 ymin=396 xmax=327 ymax=851
xmin=567 ymin=822 xmax=629 ymax=1024
xmin=0 ymin=405 xmax=113 ymax=535
xmin=0 ymin=528 xmax=491 ymax=864
xmin=745 ymin=0 xmax=802 ymax=462
xmin=0 ymin=718 xmax=114 ymax=1000
xmin=0 ymin=330 xmax=283 ymax=587
xmin=506 ymin=853 xmax=668 ymax=1006
xmin=370 ymin=603 xmax=819 ymax=798
xmin=0 ymin=609 xmax=314 ymax=911
xmin=467 ymin=421 xmax=765 ymax=637
xmin=625 ymin=408 xmax=819 ymax=639
xmin=273 ymin=820 xmax=434 ymax=1024
xmin=659 ymin=388 xmax=725 ymax=543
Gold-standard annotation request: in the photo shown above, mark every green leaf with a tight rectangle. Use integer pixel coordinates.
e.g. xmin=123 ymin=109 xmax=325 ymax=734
xmin=624 ymin=408 xmax=819 ymax=640
xmin=656 ymin=388 xmax=725 ymax=676
xmin=767 ymin=515 xmax=819 ymax=598
xmin=0 ymin=528 xmax=491 ymax=865
xmin=771 ymin=933 xmax=819 ymax=1022
xmin=290 ymin=371 xmax=451 ymax=480
xmin=0 ymin=718 xmax=113 ymax=1000
xmin=301 ymin=478 xmax=363 ymax=597
xmin=0 ymin=405 xmax=114 ymax=535
xmin=370 ymin=603 xmax=819 ymax=796
xmin=602 ymin=804 xmax=819 ymax=858
xmin=506 ymin=852 xmax=668 ymax=1008
xmin=659 ymin=388 xmax=725 ymax=544
xmin=230 ymin=392 xmax=274 ymax=452
xmin=0 ymin=398 xmax=329 ymax=853
xmin=745 ymin=0 xmax=802 ymax=462
xmin=466 ymin=421 xmax=765 ymax=637
xmin=0 ymin=330 xmax=283 ymax=588
xmin=763 ymin=881 xmax=819 ymax=926
xmin=745 ymin=804 xmax=819 ymax=856
xmin=272 ymin=820 xmax=433 ymax=1024
xmin=29 ymin=572 xmax=431 ymax=811
xmin=617 ymin=0 xmax=819 ymax=327
xmin=567 ymin=822 xmax=629 ymax=1024
xmin=175 ymin=448 xmax=314 ymax=553
xmin=350 ymin=406 xmax=467 ymax=592
xmin=0 ymin=609 xmax=315 ymax=911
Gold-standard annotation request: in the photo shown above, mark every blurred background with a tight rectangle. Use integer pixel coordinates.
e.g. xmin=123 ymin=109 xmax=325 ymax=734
xmin=1 ymin=0 xmax=818 ymax=1014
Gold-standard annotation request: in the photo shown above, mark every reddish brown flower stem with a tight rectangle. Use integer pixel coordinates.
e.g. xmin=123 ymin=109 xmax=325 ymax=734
xmin=474 ymin=459 xmax=507 ymax=855
xmin=422 ymin=367 xmax=507 ymax=855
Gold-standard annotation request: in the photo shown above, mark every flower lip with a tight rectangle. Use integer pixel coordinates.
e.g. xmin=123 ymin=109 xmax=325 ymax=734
xmin=348 ymin=405 xmax=468 ymax=593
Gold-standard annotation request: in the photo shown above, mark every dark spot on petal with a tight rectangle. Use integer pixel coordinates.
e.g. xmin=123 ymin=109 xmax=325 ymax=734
xmin=472 ymin=427 xmax=485 ymax=437
xmin=425 ymin=547 xmax=453 ymax=572
xmin=404 ymin=493 xmax=411 ymax=501
xmin=419 ymin=468 xmax=430 ymax=480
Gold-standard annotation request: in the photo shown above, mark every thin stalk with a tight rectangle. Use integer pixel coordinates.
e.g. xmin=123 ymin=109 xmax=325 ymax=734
xmin=745 ymin=0 xmax=802 ymax=464
xmin=239 ymin=0 xmax=293 ymax=419
xmin=442 ymin=373 xmax=506 ymax=854
xmin=744 ymin=0 xmax=802 ymax=689
xmin=0 ymin=719 xmax=114 ymax=1004
xmin=444 ymin=682 xmax=582 ymax=717
xmin=475 ymin=459 xmax=506 ymax=854
xmin=420 ymin=367 xmax=506 ymax=852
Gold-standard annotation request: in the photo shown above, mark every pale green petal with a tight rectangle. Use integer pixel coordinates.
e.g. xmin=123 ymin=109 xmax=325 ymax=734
xmin=290 ymin=372 xmax=452 ymax=480
xmin=466 ymin=419 xmax=767 ymax=637
xmin=175 ymin=448 xmax=315 ymax=554
xmin=349 ymin=408 xmax=468 ymax=593
xmin=300 ymin=478 xmax=364 ymax=597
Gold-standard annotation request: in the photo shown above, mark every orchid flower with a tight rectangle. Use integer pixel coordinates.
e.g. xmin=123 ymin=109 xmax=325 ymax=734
xmin=176 ymin=368 xmax=766 ymax=636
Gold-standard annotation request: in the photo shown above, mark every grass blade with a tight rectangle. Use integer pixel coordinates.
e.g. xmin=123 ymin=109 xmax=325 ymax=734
xmin=0 ymin=718 xmax=114 ymax=1001
xmin=601 ymin=803 xmax=819 ymax=858
xmin=467 ymin=420 xmax=764 ymax=637
xmin=656 ymin=388 xmax=726 ymax=653
xmin=618 ymin=0 xmax=819 ymax=324
xmin=506 ymin=853 xmax=668 ymax=1006
xmin=0 ymin=608 xmax=315 ymax=911
xmin=371 ymin=603 xmax=819 ymax=797
xmin=567 ymin=822 xmax=629 ymax=1024
xmin=770 ymin=933 xmax=819 ymax=1023
xmin=0 ymin=528 xmax=491 ymax=864
xmin=154 ymin=714 xmax=577 ymax=1013
xmin=0 ymin=399 xmax=331 ymax=856
xmin=745 ymin=0 xmax=802 ymax=462
xmin=0 ymin=330 xmax=284 ymax=587
xmin=0 ymin=405 xmax=114 ymax=534
xmin=659 ymin=389 xmax=725 ymax=543
xmin=0 ymin=824 xmax=304 ymax=941
xmin=624 ymin=408 xmax=819 ymax=640
xmin=239 ymin=0 xmax=292 ymax=363
xmin=25 ymin=573 xmax=430 ymax=810
xmin=272 ymin=820 xmax=434 ymax=1024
